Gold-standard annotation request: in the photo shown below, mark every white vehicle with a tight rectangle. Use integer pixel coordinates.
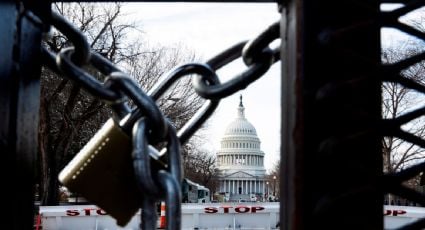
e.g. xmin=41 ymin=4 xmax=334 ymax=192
xmin=182 ymin=178 xmax=210 ymax=203
xmin=250 ymin=193 xmax=257 ymax=202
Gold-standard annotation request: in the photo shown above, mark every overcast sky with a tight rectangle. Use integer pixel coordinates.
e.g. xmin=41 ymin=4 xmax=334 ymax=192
xmin=123 ymin=3 xmax=281 ymax=172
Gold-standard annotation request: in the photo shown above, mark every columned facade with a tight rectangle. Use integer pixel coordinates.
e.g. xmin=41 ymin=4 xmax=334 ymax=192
xmin=216 ymin=96 xmax=266 ymax=202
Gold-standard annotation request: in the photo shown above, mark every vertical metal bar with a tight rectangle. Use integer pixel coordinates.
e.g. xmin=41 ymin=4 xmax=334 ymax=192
xmin=281 ymin=0 xmax=382 ymax=229
xmin=0 ymin=2 xmax=22 ymax=229
xmin=0 ymin=4 xmax=16 ymax=138
xmin=0 ymin=2 xmax=45 ymax=229
xmin=280 ymin=0 xmax=302 ymax=228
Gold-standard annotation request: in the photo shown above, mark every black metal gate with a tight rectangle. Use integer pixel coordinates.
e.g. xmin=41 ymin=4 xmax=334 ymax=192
xmin=1 ymin=0 xmax=425 ymax=229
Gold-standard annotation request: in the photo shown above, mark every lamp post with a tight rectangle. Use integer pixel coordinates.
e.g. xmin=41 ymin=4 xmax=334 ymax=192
xmin=273 ymin=175 xmax=277 ymax=197
xmin=266 ymin=181 xmax=269 ymax=201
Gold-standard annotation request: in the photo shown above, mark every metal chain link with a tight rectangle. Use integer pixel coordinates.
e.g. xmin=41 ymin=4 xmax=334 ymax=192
xmin=193 ymin=22 xmax=280 ymax=99
xmin=133 ymin=119 xmax=182 ymax=229
xmin=41 ymin=10 xmax=280 ymax=230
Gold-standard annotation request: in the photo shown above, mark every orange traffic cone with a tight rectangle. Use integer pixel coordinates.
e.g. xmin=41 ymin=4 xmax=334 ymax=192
xmin=158 ymin=202 xmax=166 ymax=229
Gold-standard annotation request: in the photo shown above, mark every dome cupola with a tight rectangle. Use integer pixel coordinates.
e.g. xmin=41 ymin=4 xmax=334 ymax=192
xmin=224 ymin=95 xmax=258 ymax=137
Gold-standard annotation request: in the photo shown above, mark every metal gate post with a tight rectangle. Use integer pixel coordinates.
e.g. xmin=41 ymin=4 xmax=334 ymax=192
xmin=281 ymin=0 xmax=382 ymax=229
xmin=0 ymin=1 xmax=47 ymax=229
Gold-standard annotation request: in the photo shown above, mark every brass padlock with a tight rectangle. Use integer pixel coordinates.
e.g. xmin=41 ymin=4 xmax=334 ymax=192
xmin=58 ymin=118 xmax=140 ymax=226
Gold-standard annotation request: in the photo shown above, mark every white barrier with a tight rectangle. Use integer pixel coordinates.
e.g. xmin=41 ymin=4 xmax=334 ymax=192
xmin=38 ymin=203 xmax=280 ymax=230
xmin=181 ymin=203 xmax=280 ymax=229
xmin=38 ymin=205 xmax=141 ymax=230
xmin=384 ymin=205 xmax=425 ymax=229
xmin=38 ymin=204 xmax=425 ymax=230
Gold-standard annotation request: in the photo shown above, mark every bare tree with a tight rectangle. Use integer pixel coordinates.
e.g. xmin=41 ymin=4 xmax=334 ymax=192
xmin=38 ymin=3 xmax=203 ymax=205
xmin=266 ymin=159 xmax=280 ymax=200
xmin=381 ymin=9 xmax=425 ymax=205
xmin=182 ymin=140 xmax=219 ymax=194
xmin=382 ymin=45 xmax=425 ymax=174
xmin=381 ymin=29 xmax=425 ymax=204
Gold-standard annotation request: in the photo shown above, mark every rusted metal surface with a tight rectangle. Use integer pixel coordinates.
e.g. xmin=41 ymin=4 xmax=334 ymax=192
xmin=281 ymin=0 xmax=382 ymax=229
xmin=0 ymin=1 xmax=46 ymax=229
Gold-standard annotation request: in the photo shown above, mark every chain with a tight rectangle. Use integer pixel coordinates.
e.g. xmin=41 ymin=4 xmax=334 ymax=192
xmin=41 ymin=10 xmax=280 ymax=230
xmin=193 ymin=22 xmax=280 ymax=99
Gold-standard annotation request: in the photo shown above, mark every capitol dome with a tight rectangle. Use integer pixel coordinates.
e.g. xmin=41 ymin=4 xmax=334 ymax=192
xmin=220 ymin=95 xmax=262 ymax=150
xmin=216 ymin=95 xmax=266 ymax=202
xmin=224 ymin=101 xmax=258 ymax=136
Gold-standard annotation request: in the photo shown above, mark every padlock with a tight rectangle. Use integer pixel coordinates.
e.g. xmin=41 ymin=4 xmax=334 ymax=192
xmin=57 ymin=63 xmax=217 ymax=227
xmin=58 ymin=118 xmax=140 ymax=226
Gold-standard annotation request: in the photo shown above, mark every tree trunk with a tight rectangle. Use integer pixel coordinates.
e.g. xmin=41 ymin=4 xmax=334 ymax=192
xmin=39 ymin=93 xmax=52 ymax=205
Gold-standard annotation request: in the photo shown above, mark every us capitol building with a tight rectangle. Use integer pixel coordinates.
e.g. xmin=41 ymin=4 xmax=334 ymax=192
xmin=216 ymin=96 xmax=267 ymax=202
